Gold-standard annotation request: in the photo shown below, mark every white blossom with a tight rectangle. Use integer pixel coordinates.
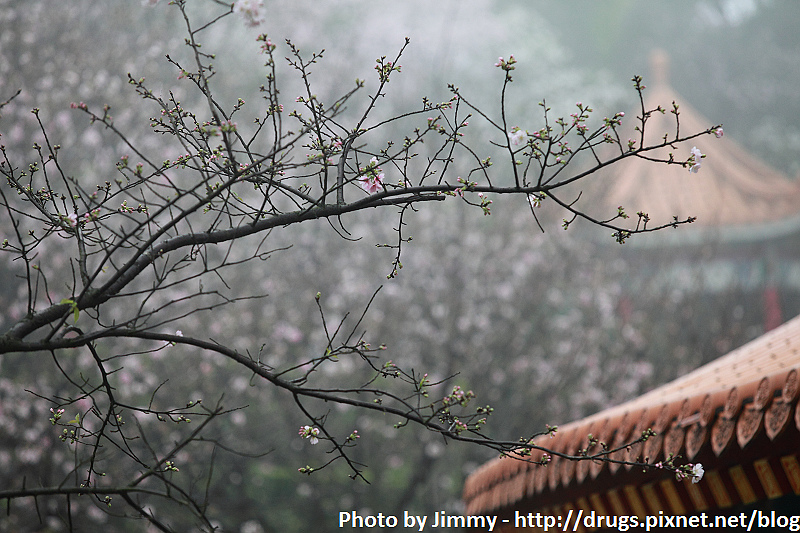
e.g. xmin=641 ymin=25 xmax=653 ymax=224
xmin=508 ymin=128 xmax=528 ymax=147
xmin=689 ymin=146 xmax=703 ymax=173
xmin=690 ymin=463 xmax=704 ymax=483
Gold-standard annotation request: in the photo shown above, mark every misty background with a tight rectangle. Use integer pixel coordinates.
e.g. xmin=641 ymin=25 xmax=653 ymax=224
xmin=1 ymin=0 xmax=799 ymax=531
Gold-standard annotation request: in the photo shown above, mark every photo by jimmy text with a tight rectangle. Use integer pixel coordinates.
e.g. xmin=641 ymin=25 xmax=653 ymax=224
xmin=339 ymin=510 xmax=498 ymax=531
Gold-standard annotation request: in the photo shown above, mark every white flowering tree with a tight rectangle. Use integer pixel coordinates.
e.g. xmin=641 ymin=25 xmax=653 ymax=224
xmin=0 ymin=1 xmax=716 ymax=530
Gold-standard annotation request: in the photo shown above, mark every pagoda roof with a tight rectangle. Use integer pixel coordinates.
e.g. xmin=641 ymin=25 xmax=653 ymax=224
xmin=578 ymin=50 xmax=800 ymax=245
xmin=462 ymin=312 xmax=800 ymax=520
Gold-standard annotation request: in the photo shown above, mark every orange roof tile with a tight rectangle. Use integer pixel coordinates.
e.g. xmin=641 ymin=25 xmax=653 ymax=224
xmin=463 ymin=312 xmax=800 ymax=516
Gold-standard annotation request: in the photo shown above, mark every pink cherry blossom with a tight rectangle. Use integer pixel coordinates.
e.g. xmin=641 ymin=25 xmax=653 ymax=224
xmin=298 ymin=425 xmax=320 ymax=445
xmin=359 ymin=157 xmax=385 ymax=193
xmin=360 ymin=173 xmax=384 ymax=194
xmin=508 ymin=128 xmax=528 ymax=147
xmin=234 ymin=0 xmax=266 ymax=27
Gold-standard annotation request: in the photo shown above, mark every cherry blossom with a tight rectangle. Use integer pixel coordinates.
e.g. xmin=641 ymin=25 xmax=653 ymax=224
xmin=360 ymin=174 xmax=384 ymax=194
xmin=689 ymin=146 xmax=703 ymax=173
xmin=494 ymin=55 xmax=517 ymax=71
xmin=234 ymin=0 xmax=266 ymax=27
xmin=690 ymin=463 xmax=704 ymax=483
xmin=508 ymin=127 xmax=528 ymax=147
xmin=299 ymin=425 xmax=320 ymax=445
xmin=359 ymin=157 xmax=385 ymax=193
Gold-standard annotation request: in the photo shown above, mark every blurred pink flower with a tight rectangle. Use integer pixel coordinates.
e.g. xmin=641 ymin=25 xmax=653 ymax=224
xmin=234 ymin=0 xmax=265 ymax=27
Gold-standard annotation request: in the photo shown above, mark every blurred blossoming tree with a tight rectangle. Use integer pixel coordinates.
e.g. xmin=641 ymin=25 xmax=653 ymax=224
xmin=1 ymin=0 xmax=718 ymax=530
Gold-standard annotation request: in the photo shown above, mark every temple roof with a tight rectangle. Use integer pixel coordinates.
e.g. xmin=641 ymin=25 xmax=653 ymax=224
xmin=578 ymin=50 xmax=800 ymax=245
xmin=462 ymin=312 xmax=800 ymax=518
